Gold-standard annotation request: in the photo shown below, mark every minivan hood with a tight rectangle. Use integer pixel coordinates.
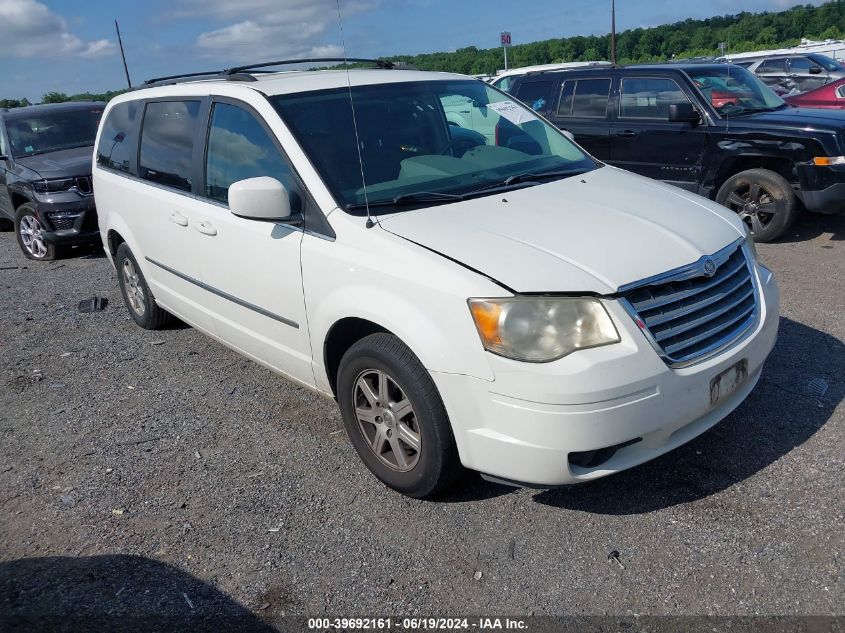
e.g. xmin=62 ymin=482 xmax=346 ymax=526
xmin=379 ymin=166 xmax=744 ymax=294
xmin=14 ymin=145 xmax=94 ymax=179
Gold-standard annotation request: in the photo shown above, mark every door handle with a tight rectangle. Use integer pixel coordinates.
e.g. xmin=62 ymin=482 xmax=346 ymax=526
xmin=616 ymin=130 xmax=639 ymax=138
xmin=169 ymin=212 xmax=189 ymax=227
xmin=194 ymin=220 xmax=217 ymax=236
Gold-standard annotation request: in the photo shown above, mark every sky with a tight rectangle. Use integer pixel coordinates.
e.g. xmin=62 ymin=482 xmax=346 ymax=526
xmin=0 ymin=0 xmax=828 ymax=101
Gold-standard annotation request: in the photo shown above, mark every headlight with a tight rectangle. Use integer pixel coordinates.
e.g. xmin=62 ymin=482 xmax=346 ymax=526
xmin=33 ymin=178 xmax=75 ymax=194
xmin=468 ymin=297 xmax=620 ymax=362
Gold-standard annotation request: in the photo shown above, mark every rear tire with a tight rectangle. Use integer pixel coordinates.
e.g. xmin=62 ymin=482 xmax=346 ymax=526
xmin=14 ymin=204 xmax=56 ymax=261
xmin=716 ymin=168 xmax=797 ymax=242
xmin=115 ymin=243 xmax=173 ymax=330
xmin=337 ymin=333 xmax=463 ymax=498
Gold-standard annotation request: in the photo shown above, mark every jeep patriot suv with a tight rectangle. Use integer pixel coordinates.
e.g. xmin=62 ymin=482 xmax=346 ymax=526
xmin=511 ymin=63 xmax=845 ymax=241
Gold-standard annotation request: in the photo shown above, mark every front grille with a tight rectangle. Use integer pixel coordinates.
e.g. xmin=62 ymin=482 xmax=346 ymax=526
xmin=621 ymin=243 xmax=757 ymax=367
xmin=75 ymin=176 xmax=93 ymax=195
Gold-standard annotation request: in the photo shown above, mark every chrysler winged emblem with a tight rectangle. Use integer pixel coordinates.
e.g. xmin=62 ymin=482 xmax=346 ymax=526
xmin=702 ymin=258 xmax=717 ymax=277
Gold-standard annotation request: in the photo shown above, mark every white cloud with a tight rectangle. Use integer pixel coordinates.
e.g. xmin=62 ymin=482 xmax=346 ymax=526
xmin=0 ymin=0 xmax=115 ymax=59
xmin=180 ymin=0 xmax=373 ymax=62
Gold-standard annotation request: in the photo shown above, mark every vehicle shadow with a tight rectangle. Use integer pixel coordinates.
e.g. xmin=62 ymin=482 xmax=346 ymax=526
xmin=779 ymin=209 xmax=844 ymax=243
xmin=434 ymin=472 xmax=516 ymax=503
xmin=532 ymin=317 xmax=842 ymax=515
xmin=0 ymin=554 xmax=276 ymax=632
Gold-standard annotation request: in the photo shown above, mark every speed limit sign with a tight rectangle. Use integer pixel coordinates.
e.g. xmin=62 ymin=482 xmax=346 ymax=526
xmin=501 ymin=32 xmax=512 ymax=47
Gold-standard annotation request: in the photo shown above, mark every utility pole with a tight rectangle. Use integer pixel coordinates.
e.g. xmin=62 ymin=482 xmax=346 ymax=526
xmin=115 ymin=20 xmax=132 ymax=89
xmin=611 ymin=0 xmax=617 ymax=65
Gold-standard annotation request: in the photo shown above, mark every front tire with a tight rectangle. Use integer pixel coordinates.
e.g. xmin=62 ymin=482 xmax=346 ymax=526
xmin=115 ymin=243 xmax=173 ymax=330
xmin=15 ymin=204 xmax=56 ymax=261
xmin=337 ymin=333 xmax=462 ymax=498
xmin=716 ymin=168 xmax=797 ymax=242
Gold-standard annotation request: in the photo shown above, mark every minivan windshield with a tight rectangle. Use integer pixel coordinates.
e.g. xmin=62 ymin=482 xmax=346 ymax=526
xmin=688 ymin=66 xmax=786 ymax=115
xmin=271 ymin=80 xmax=597 ymax=213
xmin=6 ymin=108 xmax=103 ymax=158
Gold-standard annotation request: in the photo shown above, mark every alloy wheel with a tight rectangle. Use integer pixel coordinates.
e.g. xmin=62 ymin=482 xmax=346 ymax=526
xmin=353 ymin=369 xmax=421 ymax=472
xmin=122 ymin=258 xmax=146 ymax=316
xmin=724 ymin=182 xmax=778 ymax=235
xmin=19 ymin=215 xmax=48 ymax=259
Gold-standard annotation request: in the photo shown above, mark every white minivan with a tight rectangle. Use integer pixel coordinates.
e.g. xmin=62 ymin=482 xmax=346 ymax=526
xmin=93 ymin=62 xmax=779 ymax=498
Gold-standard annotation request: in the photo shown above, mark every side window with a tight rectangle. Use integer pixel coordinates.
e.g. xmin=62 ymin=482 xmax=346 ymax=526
xmin=620 ymin=78 xmax=691 ymax=119
xmin=0 ymin=124 xmax=7 ymax=157
xmin=557 ymin=81 xmax=575 ymax=115
xmin=494 ymin=76 xmax=515 ymax=94
xmin=515 ymin=80 xmax=554 ymax=112
xmin=96 ymin=101 xmax=139 ymax=173
xmin=758 ymin=59 xmax=786 ymax=73
xmin=205 ymin=103 xmax=294 ymax=205
xmin=558 ymin=79 xmax=611 ymax=117
xmin=789 ymin=57 xmax=817 ymax=72
xmin=139 ymin=100 xmax=201 ymax=192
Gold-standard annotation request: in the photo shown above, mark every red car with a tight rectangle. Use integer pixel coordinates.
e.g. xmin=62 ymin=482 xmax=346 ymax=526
xmin=785 ymin=78 xmax=845 ymax=109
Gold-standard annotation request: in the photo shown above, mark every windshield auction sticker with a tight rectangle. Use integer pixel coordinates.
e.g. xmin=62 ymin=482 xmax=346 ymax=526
xmin=487 ymin=101 xmax=539 ymax=126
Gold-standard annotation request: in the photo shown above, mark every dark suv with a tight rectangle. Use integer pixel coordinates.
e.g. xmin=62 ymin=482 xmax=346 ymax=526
xmin=511 ymin=64 xmax=845 ymax=241
xmin=0 ymin=102 xmax=104 ymax=260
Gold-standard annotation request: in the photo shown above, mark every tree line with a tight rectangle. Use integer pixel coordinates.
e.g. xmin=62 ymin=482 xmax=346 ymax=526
xmin=1 ymin=90 xmax=125 ymax=109
xmin=3 ymin=1 xmax=845 ymax=106
xmin=391 ymin=1 xmax=845 ymax=75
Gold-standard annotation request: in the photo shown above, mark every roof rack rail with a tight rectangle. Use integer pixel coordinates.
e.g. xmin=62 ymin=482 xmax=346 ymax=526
xmin=141 ymin=58 xmax=406 ymax=88
xmin=142 ymin=71 xmax=226 ymax=87
xmin=223 ymin=58 xmax=397 ymax=74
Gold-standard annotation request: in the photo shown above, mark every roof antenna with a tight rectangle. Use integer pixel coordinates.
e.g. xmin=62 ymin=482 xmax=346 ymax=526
xmin=336 ymin=0 xmax=374 ymax=228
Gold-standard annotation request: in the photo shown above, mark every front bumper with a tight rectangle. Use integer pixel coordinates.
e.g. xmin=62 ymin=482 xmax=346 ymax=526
xmin=433 ymin=262 xmax=780 ymax=487
xmin=797 ymin=163 xmax=845 ymax=214
xmin=35 ymin=194 xmax=99 ymax=246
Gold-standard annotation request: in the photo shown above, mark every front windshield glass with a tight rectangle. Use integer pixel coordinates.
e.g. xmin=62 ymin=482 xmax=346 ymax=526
xmin=688 ymin=66 xmax=786 ymax=115
xmin=812 ymin=54 xmax=843 ymax=71
xmin=6 ymin=107 xmax=103 ymax=158
xmin=271 ymin=80 xmax=597 ymax=212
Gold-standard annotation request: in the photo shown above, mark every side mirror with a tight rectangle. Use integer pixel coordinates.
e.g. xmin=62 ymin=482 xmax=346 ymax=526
xmin=668 ymin=103 xmax=701 ymax=124
xmin=808 ymin=66 xmax=823 ymax=75
xmin=561 ymin=129 xmax=575 ymax=141
xmin=228 ymin=177 xmax=296 ymax=222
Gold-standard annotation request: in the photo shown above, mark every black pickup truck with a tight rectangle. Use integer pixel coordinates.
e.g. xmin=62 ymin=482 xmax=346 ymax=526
xmin=510 ymin=63 xmax=845 ymax=241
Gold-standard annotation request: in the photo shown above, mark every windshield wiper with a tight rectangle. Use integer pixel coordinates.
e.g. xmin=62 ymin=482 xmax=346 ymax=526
xmin=463 ymin=168 xmax=591 ymax=197
xmin=346 ymin=191 xmax=464 ymax=211
xmin=729 ymin=106 xmax=780 ymax=116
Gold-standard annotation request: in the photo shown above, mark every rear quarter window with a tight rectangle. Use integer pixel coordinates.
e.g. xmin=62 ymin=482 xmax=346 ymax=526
xmin=96 ymin=101 xmax=140 ymax=174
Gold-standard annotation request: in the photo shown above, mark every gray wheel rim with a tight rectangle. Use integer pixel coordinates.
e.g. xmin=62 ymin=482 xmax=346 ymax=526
xmin=19 ymin=215 xmax=48 ymax=258
xmin=725 ymin=182 xmax=778 ymax=235
xmin=353 ymin=369 xmax=421 ymax=472
xmin=122 ymin=258 xmax=146 ymax=316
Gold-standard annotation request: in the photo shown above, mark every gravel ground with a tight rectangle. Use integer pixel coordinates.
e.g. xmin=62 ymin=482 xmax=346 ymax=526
xmin=0 ymin=212 xmax=843 ymax=629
